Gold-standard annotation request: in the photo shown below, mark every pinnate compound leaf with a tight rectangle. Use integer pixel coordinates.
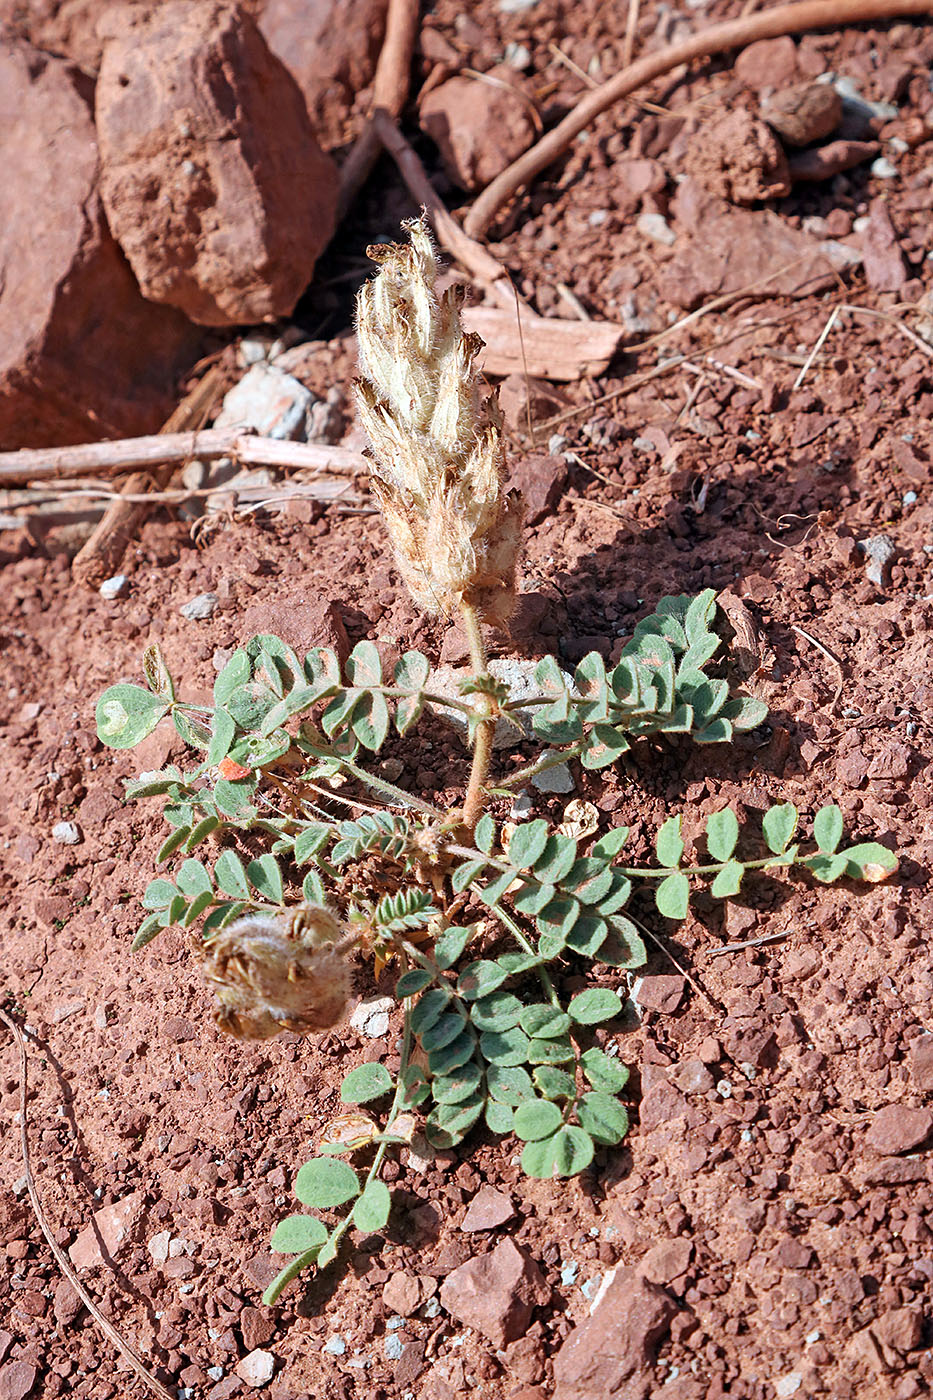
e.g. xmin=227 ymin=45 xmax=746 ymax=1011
xmin=569 ymin=988 xmax=623 ymax=1025
xmin=270 ymin=1216 xmax=329 ymax=1255
xmin=96 ymin=686 xmax=169 ymax=749
xmin=521 ymin=1126 xmax=594 ymax=1178
xmin=655 ymin=871 xmax=690 ymax=920
xmin=294 ymin=1159 xmax=360 ymax=1209
xmin=813 ymin=804 xmax=844 ymax=854
xmin=352 ymin=1181 xmax=391 ymax=1233
xmin=706 ymin=808 xmax=739 ymax=862
xmin=340 ymin=1064 xmax=393 ymax=1104
xmin=762 ymin=803 xmax=798 ymax=855
xmin=513 ymin=1099 xmax=563 ymax=1141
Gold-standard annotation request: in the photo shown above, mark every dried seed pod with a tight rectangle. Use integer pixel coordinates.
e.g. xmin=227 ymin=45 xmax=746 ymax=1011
xmin=201 ymin=905 xmax=351 ymax=1040
xmin=355 ymin=216 xmax=524 ymax=625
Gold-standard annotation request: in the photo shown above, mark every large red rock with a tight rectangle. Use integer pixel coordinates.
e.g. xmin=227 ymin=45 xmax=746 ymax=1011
xmin=0 ymin=38 xmax=198 ymax=449
xmin=95 ymin=1 xmax=338 ymax=326
xmin=553 ymin=1266 xmax=677 ymax=1400
xmin=257 ymin=0 xmax=388 ymax=150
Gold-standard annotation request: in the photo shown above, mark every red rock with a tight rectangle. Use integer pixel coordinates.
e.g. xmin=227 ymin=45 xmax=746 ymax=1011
xmin=909 ymin=1036 xmax=933 ymax=1092
xmin=239 ymin=1305 xmax=276 ymax=1351
xmin=553 ymin=1266 xmax=677 ymax=1400
xmin=633 ymin=975 xmax=685 ymax=1015
xmin=96 ymin=1 xmax=338 ymax=326
xmin=734 ymin=36 xmax=799 ymax=90
xmin=865 ymin=1105 xmax=933 ymax=1156
xmin=775 ymin=1238 xmax=814 ymax=1269
xmin=382 ymin=1270 xmax=422 ymax=1317
xmin=460 ymin=1186 xmax=516 ymax=1232
xmin=258 ymin=0 xmax=388 ymax=149
xmin=762 ymin=83 xmax=842 ymax=146
xmin=726 ymin=1028 xmax=779 ymax=1069
xmin=508 ymin=454 xmax=569 ymax=527
xmin=640 ymin=1238 xmax=693 ymax=1287
xmin=867 ymin=742 xmax=912 ymax=780
xmin=683 ymin=109 xmax=790 ymax=206
xmin=68 ymin=1189 xmax=147 ymax=1269
xmin=439 ymin=1238 xmax=551 ymax=1348
xmin=860 ymin=200 xmax=907 ymax=293
xmin=52 ymin=1279 xmax=84 ymax=1328
xmin=787 ymin=139 xmax=878 ymax=182
xmin=420 ymin=70 xmax=536 ymax=192
xmin=240 ymin=597 xmax=350 ymax=666
xmin=873 ymin=1308 xmax=923 ymax=1354
xmin=0 ymin=1362 xmax=37 ymax=1400
xmin=639 ymin=1080 xmax=687 ymax=1130
xmin=667 ymin=179 xmax=834 ymax=309
xmin=614 ymin=157 xmax=667 ymax=203
xmin=0 ymin=38 xmax=198 ymax=449
xmin=668 ymin=1059 xmax=714 ymax=1095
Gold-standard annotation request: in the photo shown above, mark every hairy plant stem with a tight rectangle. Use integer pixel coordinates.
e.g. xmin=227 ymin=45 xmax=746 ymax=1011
xmin=498 ymin=741 xmax=589 ymax=790
xmin=341 ymin=757 xmax=444 ymax=818
xmin=488 ymin=903 xmax=560 ymax=1009
xmin=459 ymin=600 xmax=496 ymax=833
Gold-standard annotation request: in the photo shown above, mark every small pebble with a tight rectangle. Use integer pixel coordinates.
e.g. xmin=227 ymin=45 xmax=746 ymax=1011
xmin=180 ymin=591 xmax=219 ymax=621
xmin=52 ymin=821 xmax=81 ymax=845
xmin=636 ymin=211 xmax=676 ymax=246
xmin=531 ymin=759 xmax=574 ymax=794
xmin=502 ymin=40 xmax=532 ymax=68
xmin=99 ymin=574 xmax=128 ymax=600
xmin=858 ymin=534 xmax=896 ymax=587
xmin=350 ymin=996 xmax=394 ymax=1038
xmin=206 ymin=1367 xmax=225 ymax=1382
xmin=384 ymin=1335 xmax=404 ymax=1361
xmin=633 ymin=436 xmax=658 ymax=455
xmin=548 ymin=433 xmax=568 ymax=455
xmin=323 ymin=1336 xmax=346 ymax=1355
xmin=870 ymin=156 xmax=898 ymax=179
xmin=716 ymin=1079 xmax=733 ymax=1098
xmin=902 ymin=491 xmax=918 ymax=506
xmin=509 ymin=790 xmax=535 ymax=820
xmin=235 ymin=1349 xmax=275 ymax=1387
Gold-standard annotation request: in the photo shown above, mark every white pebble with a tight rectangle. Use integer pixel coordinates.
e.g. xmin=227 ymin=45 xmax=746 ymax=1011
xmin=52 ymin=821 xmax=81 ymax=845
xmin=637 ymin=212 xmax=676 ymax=246
xmin=236 ymin=1350 xmax=275 ymax=1387
xmin=384 ymin=1334 xmax=404 ymax=1361
xmin=870 ymin=157 xmax=898 ymax=179
xmin=350 ymin=996 xmax=395 ymax=1038
xmin=147 ymin=1230 xmax=171 ymax=1265
xmin=180 ymin=592 xmax=218 ymax=621
xmin=99 ymin=574 xmax=128 ymax=600
xmin=324 ymin=1336 xmax=346 ymax=1355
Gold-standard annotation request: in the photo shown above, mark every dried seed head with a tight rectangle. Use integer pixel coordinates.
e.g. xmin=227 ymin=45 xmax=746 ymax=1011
xmin=355 ymin=216 xmax=524 ymax=625
xmin=201 ymin=905 xmax=351 ymax=1040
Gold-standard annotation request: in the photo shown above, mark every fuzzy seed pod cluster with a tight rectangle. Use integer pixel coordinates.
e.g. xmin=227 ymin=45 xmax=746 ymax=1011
xmin=355 ymin=217 xmax=524 ymax=626
xmin=201 ymin=905 xmax=351 ymax=1040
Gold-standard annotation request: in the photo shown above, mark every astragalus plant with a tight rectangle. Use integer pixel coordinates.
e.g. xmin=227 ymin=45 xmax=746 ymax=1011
xmin=96 ymin=218 xmax=896 ymax=1302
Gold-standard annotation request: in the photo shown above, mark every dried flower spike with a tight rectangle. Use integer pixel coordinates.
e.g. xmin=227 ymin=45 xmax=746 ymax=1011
xmin=355 ymin=216 xmax=524 ymax=626
xmin=201 ymin=905 xmax=352 ymax=1040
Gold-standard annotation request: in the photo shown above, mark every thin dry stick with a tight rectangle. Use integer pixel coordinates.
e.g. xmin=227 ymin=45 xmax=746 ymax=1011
xmin=464 ymin=0 xmax=933 ymax=237
xmin=0 ymin=432 xmax=367 ymax=486
xmin=72 ymin=366 xmax=224 ymax=586
xmin=0 ymin=1007 xmax=175 ymax=1400
xmin=707 ymin=929 xmax=790 ymax=956
xmin=790 ymin=623 xmax=845 ymax=713
xmin=793 ymin=304 xmax=842 ymax=390
xmin=370 ymin=110 xmax=521 ymax=311
xmin=337 ymin=0 xmax=422 ymax=223
xmin=622 ymin=0 xmax=642 ymax=69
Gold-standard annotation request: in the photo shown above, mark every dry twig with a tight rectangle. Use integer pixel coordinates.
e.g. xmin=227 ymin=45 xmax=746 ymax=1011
xmin=0 ymin=1006 xmax=175 ymax=1400
xmin=790 ymin=623 xmax=845 ymax=713
xmin=464 ymin=0 xmax=933 ymax=237
xmin=337 ymin=0 xmax=422 ymax=222
xmin=370 ymin=109 xmax=519 ymax=310
xmin=0 ymin=432 xmax=367 ymax=486
xmin=707 ymin=929 xmax=790 ymax=955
